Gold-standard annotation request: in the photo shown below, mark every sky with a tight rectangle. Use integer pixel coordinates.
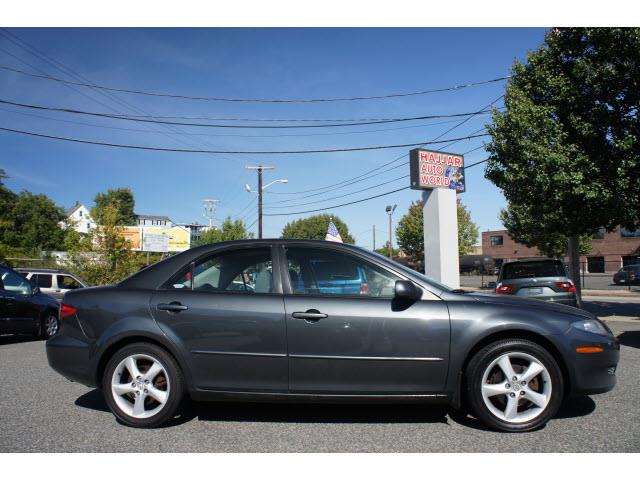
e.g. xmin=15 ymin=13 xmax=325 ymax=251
xmin=0 ymin=27 xmax=547 ymax=248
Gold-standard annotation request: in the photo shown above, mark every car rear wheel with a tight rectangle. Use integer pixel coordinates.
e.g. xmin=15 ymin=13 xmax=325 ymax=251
xmin=40 ymin=312 xmax=58 ymax=339
xmin=465 ymin=339 xmax=563 ymax=432
xmin=102 ymin=343 xmax=184 ymax=428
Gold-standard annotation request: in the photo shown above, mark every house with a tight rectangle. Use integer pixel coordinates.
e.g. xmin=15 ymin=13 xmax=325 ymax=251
xmin=62 ymin=201 xmax=96 ymax=234
xmin=135 ymin=214 xmax=173 ymax=228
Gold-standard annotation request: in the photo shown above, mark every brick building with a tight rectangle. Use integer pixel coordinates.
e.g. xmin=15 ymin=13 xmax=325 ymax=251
xmin=482 ymin=227 xmax=640 ymax=273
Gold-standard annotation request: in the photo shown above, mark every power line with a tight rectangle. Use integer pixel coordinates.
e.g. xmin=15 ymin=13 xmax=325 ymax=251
xmin=264 ymin=96 xmax=500 ymax=197
xmin=263 ymin=157 xmax=490 ymax=217
xmin=0 ymin=104 xmax=496 ymax=139
xmin=0 ymin=62 xmax=510 ymax=103
xmin=0 ymin=125 xmax=488 ymax=154
xmin=0 ymin=98 xmax=497 ymax=129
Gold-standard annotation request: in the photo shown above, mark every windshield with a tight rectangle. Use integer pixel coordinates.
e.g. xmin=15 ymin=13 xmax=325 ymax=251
xmin=502 ymin=261 xmax=565 ymax=280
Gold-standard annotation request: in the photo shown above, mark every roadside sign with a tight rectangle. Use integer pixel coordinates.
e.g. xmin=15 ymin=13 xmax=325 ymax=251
xmin=142 ymin=233 xmax=169 ymax=253
xmin=409 ymin=149 xmax=465 ymax=193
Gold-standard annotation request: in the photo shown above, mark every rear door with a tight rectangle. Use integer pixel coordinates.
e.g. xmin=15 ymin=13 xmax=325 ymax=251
xmin=281 ymin=245 xmax=450 ymax=394
xmin=150 ymin=244 xmax=288 ymax=393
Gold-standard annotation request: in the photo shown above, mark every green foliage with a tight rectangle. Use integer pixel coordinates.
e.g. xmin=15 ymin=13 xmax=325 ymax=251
xmin=375 ymin=241 xmax=400 ymax=258
xmin=396 ymin=199 xmax=480 ymax=263
xmin=92 ymin=187 xmax=136 ymax=226
xmin=499 ymin=207 xmax=592 ymax=258
xmin=0 ymin=170 xmax=66 ymax=252
xmin=396 ymin=201 xmax=425 ymax=263
xmin=195 ymin=216 xmax=254 ymax=245
xmin=63 ymin=204 xmax=139 ymax=285
xmin=486 ymin=28 xmax=640 ymax=254
xmin=457 ymin=200 xmax=480 ymax=256
xmin=281 ymin=214 xmax=355 ymax=243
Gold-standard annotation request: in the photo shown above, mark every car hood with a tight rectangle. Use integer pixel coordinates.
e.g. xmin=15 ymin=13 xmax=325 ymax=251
xmin=462 ymin=292 xmax=594 ymax=319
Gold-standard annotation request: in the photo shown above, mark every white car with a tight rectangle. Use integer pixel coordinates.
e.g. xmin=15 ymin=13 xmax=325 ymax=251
xmin=16 ymin=268 xmax=88 ymax=301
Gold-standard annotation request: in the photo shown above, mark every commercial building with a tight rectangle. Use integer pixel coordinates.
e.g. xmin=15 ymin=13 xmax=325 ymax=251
xmin=482 ymin=227 xmax=640 ymax=273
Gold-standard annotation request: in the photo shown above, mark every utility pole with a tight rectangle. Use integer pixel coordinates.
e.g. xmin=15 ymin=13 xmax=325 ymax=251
xmin=385 ymin=204 xmax=397 ymax=259
xmin=246 ymin=165 xmax=275 ymax=239
xmin=202 ymin=199 xmax=219 ymax=228
xmin=373 ymin=225 xmax=376 ymax=251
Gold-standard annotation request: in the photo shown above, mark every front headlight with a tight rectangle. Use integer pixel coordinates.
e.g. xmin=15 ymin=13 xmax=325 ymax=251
xmin=571 ymin=319 xmax=609 ymax=336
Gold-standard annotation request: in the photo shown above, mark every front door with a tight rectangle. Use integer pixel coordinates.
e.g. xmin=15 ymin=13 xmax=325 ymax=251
xmin=150 ymin=245 xmax=287 ymax=393
xmin=0 ymin=268 xmax=38 ymax=334
xmin=281 ymin=246 xmax=450 ymax=394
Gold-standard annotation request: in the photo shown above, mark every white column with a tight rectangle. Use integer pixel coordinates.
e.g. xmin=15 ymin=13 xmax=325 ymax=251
xmin=422 ymin=188 xmax=460 ymax=289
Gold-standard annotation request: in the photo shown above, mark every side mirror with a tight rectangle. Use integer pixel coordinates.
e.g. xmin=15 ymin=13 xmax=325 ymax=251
xmin=394 ymin=280 xmax=422 ymax=301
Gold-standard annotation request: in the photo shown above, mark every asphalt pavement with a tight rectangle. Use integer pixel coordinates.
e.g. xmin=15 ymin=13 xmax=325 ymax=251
xmin=1 ymin=320 xmax=638 ymax=452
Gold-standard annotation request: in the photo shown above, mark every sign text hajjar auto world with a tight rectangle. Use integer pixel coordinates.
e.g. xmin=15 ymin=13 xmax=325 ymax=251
xmin=409 ymin=149 xmax=466 ymax=192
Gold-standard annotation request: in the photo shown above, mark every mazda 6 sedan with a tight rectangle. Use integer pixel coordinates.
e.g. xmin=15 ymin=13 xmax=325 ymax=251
xmin=46 ymin=240 xmax=619 ymax=432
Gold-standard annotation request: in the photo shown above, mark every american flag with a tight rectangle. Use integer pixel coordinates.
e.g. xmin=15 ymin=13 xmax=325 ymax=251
xmin=325 ymin=218 xmax=343 ymax=243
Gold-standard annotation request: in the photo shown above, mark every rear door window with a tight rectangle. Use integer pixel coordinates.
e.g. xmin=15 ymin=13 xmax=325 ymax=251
xmin=34 ymin=274 xmax=53 ymax=288
xmin=502 ymin=261 xmax=565 ymax=280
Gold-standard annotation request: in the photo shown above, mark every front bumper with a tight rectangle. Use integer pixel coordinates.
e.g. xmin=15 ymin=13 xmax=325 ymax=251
xmin=564 ymin=331 xmax=620 ymax=396
xmin=46 ymin=333 xmax=96 ymax=387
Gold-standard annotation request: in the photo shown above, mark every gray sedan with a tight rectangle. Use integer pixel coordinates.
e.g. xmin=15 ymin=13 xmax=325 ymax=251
xmin=46 ymin=240 xmax=619 ymax=432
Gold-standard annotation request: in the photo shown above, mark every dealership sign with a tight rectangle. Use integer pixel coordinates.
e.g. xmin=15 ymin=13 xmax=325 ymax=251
xmin=409 ymin=149 xmax=465 ymax=193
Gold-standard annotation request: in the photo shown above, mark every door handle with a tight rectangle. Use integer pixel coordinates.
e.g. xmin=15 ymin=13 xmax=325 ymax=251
xmin=292 ymin=310 xmax=328 ymax=321
xmin=157 ymin=302 xmax=188 ymax=313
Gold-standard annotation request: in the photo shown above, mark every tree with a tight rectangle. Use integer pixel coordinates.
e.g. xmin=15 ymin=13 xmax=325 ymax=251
xmin=195 ymin=216 xmax=254 ymax=245
xmin=457 ymin=200 xmax=480 ymax=257
xmin=485 ymin=28 xmax=640 ymax=299
xmin=281 ymin=214 xmax=355 ymax=243
xmin=396 ymin=201 xmax=424 ymax=264
xmin=499 ymin=206 xmax=592 ymax=258
xmin=396 ymin=199 xmax=480 ymax=265
xmin=0 ymin=169 xmax=18 ymax=243
xmin=92 ymin=188 xmax=136 ymax=226
xmin=63 ymin=204 xmax=139 ymax=285
xmin=375 ymin=241 xmax=400 ymax=258
xmin=1 ymin=190 xmax=66 ymax=252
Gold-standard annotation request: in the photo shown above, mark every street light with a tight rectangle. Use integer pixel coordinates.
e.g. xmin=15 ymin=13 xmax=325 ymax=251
xmin=245 ymin=165 xmax=288 ymax=239
xmin=385 ymin=204 xmax=397 ymax=258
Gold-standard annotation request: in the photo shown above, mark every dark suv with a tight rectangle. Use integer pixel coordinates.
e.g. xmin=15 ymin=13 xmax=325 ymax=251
xmin=496 ymin=259 xmax=577 ymax=307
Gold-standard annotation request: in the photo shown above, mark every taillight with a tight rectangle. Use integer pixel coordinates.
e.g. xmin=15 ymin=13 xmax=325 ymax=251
xmin=495 ymin=283 xmax=513 ymax=294
xmin=59 ymin=303 xmax=77 ymax=320
xmin=555 ymin=281 xmax=576 ymax=293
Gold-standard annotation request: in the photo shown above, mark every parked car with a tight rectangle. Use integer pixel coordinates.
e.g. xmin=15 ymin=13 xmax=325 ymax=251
xmin=495 ymin=259 xmax=577 ymax=307
xmin=1 ymin=264 xmax=60 ymax=339
xmin=17 ymin=268 xmax=88 ymax=301
xmin=47 ymin=240 xmax=618 ymax=432
xmin=613 ymin=264 xmax=640 ymax=285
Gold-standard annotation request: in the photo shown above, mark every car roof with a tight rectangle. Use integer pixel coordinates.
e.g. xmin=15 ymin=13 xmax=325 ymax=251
xmin=502 ymin=258 xmax=563 ymax=265
xmin=15 ymin=268 xmax=73 ymax=274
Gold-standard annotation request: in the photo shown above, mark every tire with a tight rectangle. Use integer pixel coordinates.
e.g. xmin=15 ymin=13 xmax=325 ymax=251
xmin=102 ymin=342 xmax=184 ymax=428
xmin=465 ymin=338 xmax=564 ymax=432
xmin=40 ymin=311 xmax=59 ymax=339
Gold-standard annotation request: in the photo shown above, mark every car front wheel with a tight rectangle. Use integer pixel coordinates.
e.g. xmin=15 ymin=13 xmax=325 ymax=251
xmin=466 ymin=339 xmax=564 ymax=432
xmin=102 ymin=343 xmax=184 ymax=428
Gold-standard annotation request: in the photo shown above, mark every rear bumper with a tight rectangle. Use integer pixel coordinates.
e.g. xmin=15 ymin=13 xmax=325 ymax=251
xmin=46 ymin=333 xmax=96 ymax=387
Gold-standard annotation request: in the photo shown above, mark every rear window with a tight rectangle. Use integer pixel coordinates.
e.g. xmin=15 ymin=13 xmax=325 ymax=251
xmin=502 ymin=261 xmax=565 ymax=280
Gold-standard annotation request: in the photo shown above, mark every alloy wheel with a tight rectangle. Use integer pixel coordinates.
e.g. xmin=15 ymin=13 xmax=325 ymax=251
xmin=480 ymin=351 xmax=552 ymax=424
xmin=45 ymin=314 xmax=58 ymax=337
xmin=110 ymin=354 xmax=170 ymax=419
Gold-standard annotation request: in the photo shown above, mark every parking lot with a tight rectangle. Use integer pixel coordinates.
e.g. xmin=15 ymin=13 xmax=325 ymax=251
xmin=1 ymin=316 xmax=638 ymax=452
